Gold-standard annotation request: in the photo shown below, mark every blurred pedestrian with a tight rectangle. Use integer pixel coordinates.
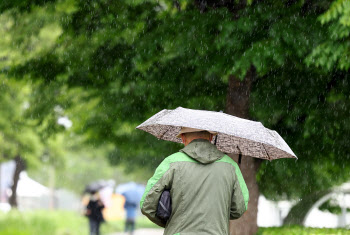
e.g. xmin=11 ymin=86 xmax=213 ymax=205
xmin=85 ymin=191 xmax=105 ymax=235
xmin=124 ymin=198 xmax=137 ymax=235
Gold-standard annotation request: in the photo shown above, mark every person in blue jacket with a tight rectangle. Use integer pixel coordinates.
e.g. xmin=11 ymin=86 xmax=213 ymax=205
xmin=123 ymin=196 xmax=137 ymax=235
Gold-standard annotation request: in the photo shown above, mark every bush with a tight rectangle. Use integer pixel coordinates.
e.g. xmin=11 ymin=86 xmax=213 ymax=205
xmin=257 ymin=226 xmax=350 ymax=235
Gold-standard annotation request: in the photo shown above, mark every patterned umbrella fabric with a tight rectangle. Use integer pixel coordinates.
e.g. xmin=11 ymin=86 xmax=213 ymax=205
xmin=136 ymin=107 xmax=297 ymax=160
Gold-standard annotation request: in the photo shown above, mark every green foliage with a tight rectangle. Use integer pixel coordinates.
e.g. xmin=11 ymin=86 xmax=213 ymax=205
xmin=253 ymin=69 xmax=350 ymax=198
xmin=0 ymin=75 xmax=77 ymax=174
xmin=307 ymin=0 xmax=350 ymax=70
xmin=0 ymin=210 xmax=158 ymax=235
xmin=102 ymin=216 xmax=160 ymax=234
xmin=29 ymin=140 xmax=135 ymax=194
xmin=0 ymin=210 xmax=87 ymax=235
xmin=0 ymin=78 xmax=43 ymax=166
xmin=0 ymin=0 xmax=349 ymax=202
xmin=0 ymin=3 xmax=66 ymax=71
xmin=257 ymin=226 xmax=350 ymax=235
xmin=319 ymin=199 xmax=350 ymax=215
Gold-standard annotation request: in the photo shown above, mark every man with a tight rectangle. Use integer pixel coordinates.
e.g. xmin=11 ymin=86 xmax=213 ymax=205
xmin=140 ymin=127 xmax=249 ymax=235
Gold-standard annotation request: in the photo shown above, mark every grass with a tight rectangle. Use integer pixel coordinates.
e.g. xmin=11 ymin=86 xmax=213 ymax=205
xmin=102 ymin=216 xmax=161 ymax=234
xmin=0 ymin=210 xmax=159 ymax=235
xmin=1 ymin=211 xmax=349 ymax=235
xmin=257 ymin=226 xmax=350 ymax=235
xmin=0 ymin=210 xmax=87 ymax=235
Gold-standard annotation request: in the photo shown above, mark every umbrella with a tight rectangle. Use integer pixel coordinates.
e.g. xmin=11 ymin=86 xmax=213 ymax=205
xmin=116 ymin=182 xmax=145 ymax=205
xmin=84 ymin=180 xmax=113 ymax=194
xmin=136 ymin=107 xmax=297 ymax=161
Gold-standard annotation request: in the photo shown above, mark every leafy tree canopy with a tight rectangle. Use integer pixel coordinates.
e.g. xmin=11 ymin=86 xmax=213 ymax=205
xmin=307 ymin=0 xmax=350 ymax=71
xmin=0 ymin=0 xmax=349 ymax=200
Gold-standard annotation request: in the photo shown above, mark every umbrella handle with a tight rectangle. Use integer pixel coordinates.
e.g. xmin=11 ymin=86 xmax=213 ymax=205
xmin=236 ymin=145 xmax=242 ymax=165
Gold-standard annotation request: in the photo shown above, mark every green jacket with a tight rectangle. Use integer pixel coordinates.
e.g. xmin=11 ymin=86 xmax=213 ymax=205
xmin=140 ymin=139 xmax=249 ymax=235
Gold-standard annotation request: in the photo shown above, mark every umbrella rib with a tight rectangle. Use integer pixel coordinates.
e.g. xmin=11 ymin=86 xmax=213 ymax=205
xmin=159 ymin=126 xmax=171 ymax=139
xmin=262 ymin=144 xmax=271 ymax=160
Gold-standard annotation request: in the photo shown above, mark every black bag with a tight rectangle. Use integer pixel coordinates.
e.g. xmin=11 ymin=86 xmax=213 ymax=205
xmin=156 ymin=189 xmax=172 ymax=222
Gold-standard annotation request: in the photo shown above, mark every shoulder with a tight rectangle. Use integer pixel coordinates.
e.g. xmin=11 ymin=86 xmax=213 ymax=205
xmin=155 ymin=152 xmax=197 ymax=173
xmin=215 ymin=155 xmax=242 ymax=176
xmin=164 ymin=152 xmax=197 ymax=163
xmin=215 ymin=155 xmax=239 ymax=168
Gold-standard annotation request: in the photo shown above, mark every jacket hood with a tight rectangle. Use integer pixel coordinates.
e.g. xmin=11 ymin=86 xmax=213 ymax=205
xmin=180 ymin=139 xmax=225 ymax=164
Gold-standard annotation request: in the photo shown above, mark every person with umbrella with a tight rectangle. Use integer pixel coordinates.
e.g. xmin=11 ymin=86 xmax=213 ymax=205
xmin=116 ymin=182 xmax=145 ymax=235
xmin=123 ymin=193 xmax=137 ymax=235
xmin=84 ymin=181 xmax=107 ymax=235
xmin=137 ymin=107 xmax=296 ymax=235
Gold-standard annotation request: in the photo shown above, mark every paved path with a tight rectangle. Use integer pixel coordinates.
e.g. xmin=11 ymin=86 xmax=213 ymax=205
xmin=110 ymin=228 xmax=164 ymax=235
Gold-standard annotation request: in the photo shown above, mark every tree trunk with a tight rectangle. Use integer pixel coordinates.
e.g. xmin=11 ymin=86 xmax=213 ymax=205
xmin=283 ymin=190 xmax=331 ymax=226
xmin=9 ymin=156 xmax=26 ymax=208
xmin=49 ymin=166 xmax=56 ymax=210
xmin=225 ymin=68 xmax=262 ymax=235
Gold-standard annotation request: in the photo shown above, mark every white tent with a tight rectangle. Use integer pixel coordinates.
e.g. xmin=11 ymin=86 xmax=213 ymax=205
xmin=17 ymin=172 xmax=49 ymax=197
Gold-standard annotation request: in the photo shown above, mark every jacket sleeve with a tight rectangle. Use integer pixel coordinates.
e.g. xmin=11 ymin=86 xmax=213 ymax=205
xmin=230 ymin=164 xmax=249 ymax=220
xmin=140 ymin=157 xmax=174 ymax=227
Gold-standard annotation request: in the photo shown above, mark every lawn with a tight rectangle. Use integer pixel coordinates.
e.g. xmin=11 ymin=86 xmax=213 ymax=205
xmin=0 ymin=210 xmax=158 ymax=235
xmin=0 ymin=210 xmax=349 ymax=235
xmin=257 ymin=226 xmax=350 ymax=235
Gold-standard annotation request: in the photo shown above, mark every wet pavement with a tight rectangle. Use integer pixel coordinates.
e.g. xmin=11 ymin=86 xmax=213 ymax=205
xmin=110 ymin=228 xmax=164 ymax=235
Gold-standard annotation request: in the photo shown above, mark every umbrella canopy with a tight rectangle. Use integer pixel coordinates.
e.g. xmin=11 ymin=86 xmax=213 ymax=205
xmin=136 ymin=107 xmax=297 ymax=160
xmin=84 ymin=180 xmax=113 ymax=194
xmin=116 ymin=182 xmax=145 ymax=205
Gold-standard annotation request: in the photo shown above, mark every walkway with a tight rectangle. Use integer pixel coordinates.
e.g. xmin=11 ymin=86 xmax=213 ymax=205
xmin=110 ymin=228 xmax=164 ymax=235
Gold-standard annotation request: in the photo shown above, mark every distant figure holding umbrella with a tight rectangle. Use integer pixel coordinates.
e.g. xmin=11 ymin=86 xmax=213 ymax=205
xmin=85 ymin=191 xmax=105 ymax=235
xmin=84 ymin=181 xmax=108 ymax=235
xmin=116 ymin=182 xmax=145 ymax=235
xmin=123 ymin=197 xmax=137 ymax=235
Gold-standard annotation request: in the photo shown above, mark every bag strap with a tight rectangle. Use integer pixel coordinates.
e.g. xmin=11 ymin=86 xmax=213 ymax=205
xmin=159 ymin=201 xmax=170 ymax=213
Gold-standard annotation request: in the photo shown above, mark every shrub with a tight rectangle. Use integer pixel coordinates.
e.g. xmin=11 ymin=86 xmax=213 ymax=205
xmin=257 ymin=226 xmax=350 ymax=235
